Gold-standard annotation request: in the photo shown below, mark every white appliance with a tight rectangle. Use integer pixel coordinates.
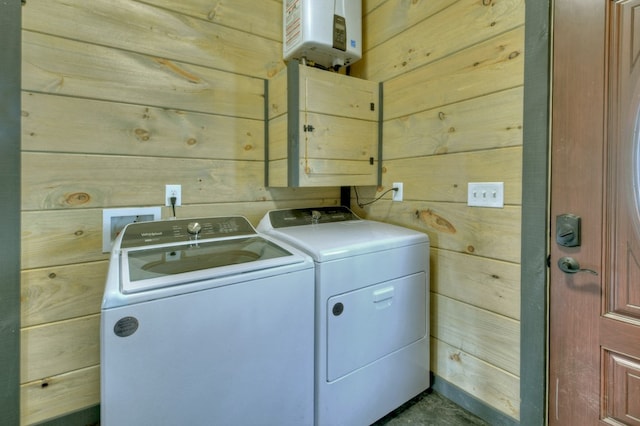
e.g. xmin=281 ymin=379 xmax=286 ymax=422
xmin=258 ymin=206 xmax=430 ymax=425
xmin=283 ymin=0 xmax=362 ymax=70
xmin=101 ymin=216 xmax=315 ymax=426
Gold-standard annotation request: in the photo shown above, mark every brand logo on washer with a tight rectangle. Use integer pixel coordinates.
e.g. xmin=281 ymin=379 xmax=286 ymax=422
xmin=114 ymin=316 xmax=139 ymax=337
xmin=140 ymin=232 xmax=163 ymax=237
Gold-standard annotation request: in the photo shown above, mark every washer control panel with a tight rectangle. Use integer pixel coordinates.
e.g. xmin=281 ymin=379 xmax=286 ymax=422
xmin=268 ymin=206 xmax=360 ymax=228
xmin=120 ymin=216 xmax=256 ymax=248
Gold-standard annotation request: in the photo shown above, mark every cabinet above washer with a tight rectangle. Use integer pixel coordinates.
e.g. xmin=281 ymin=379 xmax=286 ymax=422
xmin=266 ymin=62 xmax=382 ymax=187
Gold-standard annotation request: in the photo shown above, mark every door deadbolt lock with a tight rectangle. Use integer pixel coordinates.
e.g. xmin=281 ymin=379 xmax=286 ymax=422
xmin=556 ymin=213 xmax=581 ymax=247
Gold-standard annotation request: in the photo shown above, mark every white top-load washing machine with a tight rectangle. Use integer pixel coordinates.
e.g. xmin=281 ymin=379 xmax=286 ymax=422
xmin=258 ymin=206 xmax=430 ymax=425
xmin=101 ymin=216 xmax=315 ymax=426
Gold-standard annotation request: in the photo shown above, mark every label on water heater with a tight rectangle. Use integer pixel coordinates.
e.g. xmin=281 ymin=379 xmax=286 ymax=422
xmin=285 ymin=0 xmax=302 ymax=48
xmin=332 ymin=14 xmax=346 ymax=51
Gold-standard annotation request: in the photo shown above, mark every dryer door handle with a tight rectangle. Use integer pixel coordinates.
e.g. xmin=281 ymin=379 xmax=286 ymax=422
xmin=373 ymin=286 xmax=394 ymax=303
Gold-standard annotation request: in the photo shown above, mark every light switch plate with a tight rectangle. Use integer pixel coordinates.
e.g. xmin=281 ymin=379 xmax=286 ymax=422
xmin=467 ymin=182 xmax=504 ymax=208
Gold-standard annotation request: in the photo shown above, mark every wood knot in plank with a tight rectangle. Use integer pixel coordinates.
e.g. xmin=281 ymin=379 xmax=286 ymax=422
xmin=66 ymin=192 xmax=90 ymax=206
xmin=186 ymin=138 xmax=197 ymax=146
xmin=467 ymin=245 xmax=475 ymax=253
xmin=48 ymin=272 xmax=57 ymax=279
xmin=207 ymin=3 xmax=222 ymax=21
xmin=154 ymin=58 xmax=202 ymax=84
xmin=134 ymin=128 xmax=150 ymax=141
xmin=508 ymin=51 xmax=521 ymax=60
xmin=416 ymin=209 xmax=456 ymax=234
xmin=449 ymin=352 xmax=462 ymax=362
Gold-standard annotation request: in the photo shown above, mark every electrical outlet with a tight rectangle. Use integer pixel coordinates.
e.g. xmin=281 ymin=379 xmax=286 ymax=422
xmin=165 ymin=184 xmax=182 ymax=207
xmin=392 ymin=182 xmax=403 ymax=202
xmin=467 ymin=182 xmax=504 ymax=208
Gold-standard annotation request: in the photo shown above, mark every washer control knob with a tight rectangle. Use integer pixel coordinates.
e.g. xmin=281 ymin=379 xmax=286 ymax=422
xmin=187 ymin=222 xmax=202 ymax=235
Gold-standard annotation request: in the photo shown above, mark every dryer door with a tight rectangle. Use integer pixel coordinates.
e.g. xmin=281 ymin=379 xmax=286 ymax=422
xmin=326 ymin=272 xmax=427 ymax=381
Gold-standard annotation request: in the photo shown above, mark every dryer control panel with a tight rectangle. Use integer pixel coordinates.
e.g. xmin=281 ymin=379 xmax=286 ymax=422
xmin=120 ymin=216 xmax=256 ymax=248
xmin=268 ymin=206 xmax=360 ymax=228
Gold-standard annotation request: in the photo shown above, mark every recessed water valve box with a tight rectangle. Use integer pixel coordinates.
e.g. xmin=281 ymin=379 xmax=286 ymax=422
xmin=102 ymin=207 xmax=161 ymax=252
xmin=283 ymin=0 xmax=362 ymax=70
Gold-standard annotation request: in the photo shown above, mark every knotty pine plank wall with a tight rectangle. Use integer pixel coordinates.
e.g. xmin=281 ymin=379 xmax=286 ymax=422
xmin=19 ymin=0 xmax=339 ymax=424
xmin=351 ymin=0 xmax=524 ymax=421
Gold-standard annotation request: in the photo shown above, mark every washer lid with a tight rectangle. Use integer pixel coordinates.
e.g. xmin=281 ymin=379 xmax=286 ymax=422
xmin=120 ymin=235 xmax=301 ymax=294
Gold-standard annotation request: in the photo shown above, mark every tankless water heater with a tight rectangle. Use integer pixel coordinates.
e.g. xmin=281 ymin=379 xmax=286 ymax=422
xmin=283 ymin=0 xmax=362 ymax=70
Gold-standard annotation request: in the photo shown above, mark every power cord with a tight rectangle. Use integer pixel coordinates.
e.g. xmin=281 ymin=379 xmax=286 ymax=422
xmin=170 ymin=196 xmax=177 ymax=218
xmin=354 ymin=186 xmax=398 ymax=208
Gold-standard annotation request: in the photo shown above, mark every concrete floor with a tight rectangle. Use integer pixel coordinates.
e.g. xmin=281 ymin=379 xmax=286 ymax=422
xmin=373 ymin=390 xmax=489 ymax=426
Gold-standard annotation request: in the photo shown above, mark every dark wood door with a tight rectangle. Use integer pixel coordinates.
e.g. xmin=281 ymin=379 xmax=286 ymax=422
xmin=550 ymin=0 xmax=640 ymax=424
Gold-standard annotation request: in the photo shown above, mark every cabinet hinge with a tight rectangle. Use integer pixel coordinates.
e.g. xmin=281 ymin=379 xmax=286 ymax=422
xmin=370 ymin=102 xmax=375 ymax=111
xmin=303 ymin=124 xmax=315 ymax=132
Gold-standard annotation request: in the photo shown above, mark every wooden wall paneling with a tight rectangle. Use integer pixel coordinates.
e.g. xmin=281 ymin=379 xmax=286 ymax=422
xmin=21 ymin=261 xmax=108 ymax=327
xmin=384 ymin=27 xmax=525 ymax=120
xmin=432 ymin=294 xmax=520 ymax=375
xmin=268 ymin=159 xmax=288 ymax=187
xmin=21 ymin=315 xmax=100 ymax=383
xmin=22 ymin=0 xmax=283 ymax=79
xmin=431 ymin=248 xmax=521 ymax=320
xmin=363 ymin=0 xmax=387 ymax=15
xmin=21 ymin=365 xmax=100 ymax=426
xmin=21 ymin=195 xmax=342 ymax=270
xmin=22 ymin=32 xmax=265 ymax=120
xmin=268 ymin=115 xmax=288 ymax=160
xmin=363 ymin=0 xmax=457 ymax=50
xmin=353 ymin=0 xmax=525 ymax=82
xmin=364 ymin=202 xmax=521 ymax=264
xmin=381 ymin=147 xmax=523 ymax=204
xmin=22 ymin=92 xmax=264 ymax=161
xmin=21 ymin=210 xmax=104 ymax=270
xmin=142 ymin=0 xmax=283 ymax=42
xmin=431 ymin=337 xmax=520 ymax=420
xmin=267 ymin=65 xmax=288 ymax=120
xmin=22 ymin=153 xmax=267 ymax=210
xmin=383 ymin=87 xmax=524 ymax=159
xmin=181 ymin=197 xmax=341 ymax=224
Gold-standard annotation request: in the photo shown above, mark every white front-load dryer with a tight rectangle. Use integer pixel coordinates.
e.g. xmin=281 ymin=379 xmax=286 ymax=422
xmin=101 ymin=216 xmax=315 ymax=426
xmin=258 ymin=206 xmax=430 ymax=426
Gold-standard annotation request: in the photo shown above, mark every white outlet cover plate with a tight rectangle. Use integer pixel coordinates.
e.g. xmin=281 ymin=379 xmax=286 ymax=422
xmin=467 ymin=182 xmax=504 ymax=208
xmin=392 ymin=182 xmax=403 ymax=202
xmin=165 ymin=184 xmax=182 ymax=206
xmin=102 ymin=207 xmax=161 ymax=252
